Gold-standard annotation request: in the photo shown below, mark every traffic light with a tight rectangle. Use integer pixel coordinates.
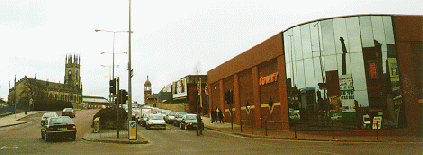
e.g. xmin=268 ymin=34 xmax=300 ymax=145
xmin=121 ymin=89 xmax=128 ymax=104
xmin=109 ymin=78 xmax=116 ymax=94
xmin=116 ymin=89 xmax=121 ymax=104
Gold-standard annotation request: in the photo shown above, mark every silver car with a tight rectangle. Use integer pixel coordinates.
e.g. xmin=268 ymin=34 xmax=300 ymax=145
xmin=41 ymin=112 xmax=59 ymax=126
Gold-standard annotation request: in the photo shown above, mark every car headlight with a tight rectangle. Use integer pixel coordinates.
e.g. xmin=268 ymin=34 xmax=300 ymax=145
xmin=188 ymin=123 xmax=192 ymax=125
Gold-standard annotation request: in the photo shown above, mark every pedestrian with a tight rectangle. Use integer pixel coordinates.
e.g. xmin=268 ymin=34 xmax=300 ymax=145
xmin=211 ymin=108 xmax=217 ymax=123
xmin=197 ymin=113 xmax=203 ymax=135
xmin=218 ymin=109 xmax=224 ymax=123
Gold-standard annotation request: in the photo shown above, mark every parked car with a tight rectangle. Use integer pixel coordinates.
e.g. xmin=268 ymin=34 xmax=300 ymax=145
xmin=41 ymin=116 xmax=76 ymax=141
xmin=173 ymin=112 xmax=187 ymax=127
xmin=145 ymin=114 xmax=166 ymax=130
xmin=179 ymin=114 xmax=201 ymax=130
xmin=62 ymin=108 xmax=75 ymax=118
xmin=288 ymin=108 xmax=301 ymax=121
xmin=41 ymin=112 xmax=59 ymax=126
xmin=165 ymin=112 xmax=176 ymax=124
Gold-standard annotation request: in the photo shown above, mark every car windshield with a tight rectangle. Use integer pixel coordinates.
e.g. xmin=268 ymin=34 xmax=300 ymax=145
xmin=49 ymin=117 xmax=74 ymax=125
xmin=168 ymin=112 xmax=176 ymax=116
xmin=150 ymin=115 xmax=163 ymax=120
xmin=186 ymin=115 xmax=196 ymax=120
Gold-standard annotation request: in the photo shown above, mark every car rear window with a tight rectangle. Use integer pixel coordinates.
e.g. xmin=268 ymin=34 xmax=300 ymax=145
xmin=44 ymin=112 xmax=57 ymax=117
xmin=49 ymin=117 xmax=74 ymax=125
xmin=63 ymin=108 xmax=73 ymax=112
xmin=150 ymin=115 xmax=163 ymax=120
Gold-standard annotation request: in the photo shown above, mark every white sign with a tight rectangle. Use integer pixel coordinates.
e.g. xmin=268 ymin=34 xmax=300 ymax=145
xmin=339 ymin=74 xmax=353 ymax=90
xmin=372 ymin=116 xmax=382 ymax=130
xmin=172 ymin=78 xmax=187 ymax=99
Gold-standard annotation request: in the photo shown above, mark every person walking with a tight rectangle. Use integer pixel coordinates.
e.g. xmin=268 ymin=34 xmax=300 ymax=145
xmin=218 ymin=109 xmax=224 ymax=123
xmin=197 ymin=113 xmax=203 ymax=136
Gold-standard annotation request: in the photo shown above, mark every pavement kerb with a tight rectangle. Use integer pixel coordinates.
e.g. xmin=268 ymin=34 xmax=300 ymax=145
xmin=0 ymin=112 xmax=38 ymax=128
xmin=0 ymin=121 xmax=28 ymax=128
xmin=81 ymin=128 xmax=149 ymax=144
xmin=204 ymin=126 xmax=390 ymax=143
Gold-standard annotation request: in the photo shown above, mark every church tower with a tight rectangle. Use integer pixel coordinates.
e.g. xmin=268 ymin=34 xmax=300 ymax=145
xmin=64 ymin=54 xmax=81 ymax=90
xmin=144 ymin=76 xmax=152 ymax=104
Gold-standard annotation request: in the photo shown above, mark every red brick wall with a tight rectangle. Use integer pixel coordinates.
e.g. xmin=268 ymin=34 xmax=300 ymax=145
xmin=393 ymin=15 xmax=423 ymax=136
xmin=207 ymin=34 xmax=284 ymax=84
xmin=239 ymin=69 xmax=253 ymax=121
xmin=258 ymin=58 xmax=280 ymax=122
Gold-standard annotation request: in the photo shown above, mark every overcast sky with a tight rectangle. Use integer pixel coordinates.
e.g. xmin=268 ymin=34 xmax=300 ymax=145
xmin=1 ymin=0 xmax=421 ymax=103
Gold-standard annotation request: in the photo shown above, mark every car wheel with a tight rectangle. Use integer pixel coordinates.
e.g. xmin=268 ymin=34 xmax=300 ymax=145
xmin=41 ymin=131 xmax=45 ymax=139
xmin=184 ymin=125 xmax=187 ymax=130
xmin=45 ymin=133 xmax=51 ymax=142
xmin=179 ymin=123 xmax=182 ymax=129
xmin=70 ymin=134 xmax=76 ymax=141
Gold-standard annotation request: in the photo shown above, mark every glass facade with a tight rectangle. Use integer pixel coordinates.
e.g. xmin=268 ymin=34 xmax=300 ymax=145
xmin=283 ymin=15 xmax=404 ymax=129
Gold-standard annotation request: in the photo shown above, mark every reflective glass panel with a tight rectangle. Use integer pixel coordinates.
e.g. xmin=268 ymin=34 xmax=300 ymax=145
xmin=321 ymin=19 xmax=336 ymax=56
xmin=301 ymin=24 xmax=312 ymax=59
xmin=359 ymin=16 xmax=374 ymax=48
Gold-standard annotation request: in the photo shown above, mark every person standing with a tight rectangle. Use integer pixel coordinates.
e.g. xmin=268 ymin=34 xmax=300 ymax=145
xmin=218 ymin=109 xmax=224 ymax=123
xmin=211 ymin=107 xmax=217 ymax=123
xmin=197 ymin=113 xmax=203 ymax=135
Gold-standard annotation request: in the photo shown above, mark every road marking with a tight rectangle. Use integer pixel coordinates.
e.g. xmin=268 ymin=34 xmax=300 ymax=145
xmin=181 ymin=140 xmax=192 ymax=142
xmin=315 ymin=151 xmax=344 ymax=155
xmin=1 ymin=146 xmax=19 ymax=150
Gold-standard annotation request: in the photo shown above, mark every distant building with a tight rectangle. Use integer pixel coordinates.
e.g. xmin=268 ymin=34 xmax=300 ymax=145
xmin=172 ymin=75 xmax=207 ymax=113
xmin=8 ymin=54 xmax=82 ymax=111
xmin=82 ymin=96 xmax=109 ymax=109
xmin=143 ymin=76 xmax=153 ymax=105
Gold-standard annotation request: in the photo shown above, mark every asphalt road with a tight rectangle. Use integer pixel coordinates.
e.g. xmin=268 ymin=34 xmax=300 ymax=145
xmin=0 ymin=109 xmax=421 ymax=155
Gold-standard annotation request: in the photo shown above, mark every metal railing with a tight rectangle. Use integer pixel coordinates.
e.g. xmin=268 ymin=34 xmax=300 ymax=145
xmin=241 ymin=119 xmax=380 ymax=140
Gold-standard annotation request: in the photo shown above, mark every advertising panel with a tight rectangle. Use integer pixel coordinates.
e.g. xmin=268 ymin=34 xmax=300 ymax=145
xmin=172 ymin=78 xmax=187 ymax=99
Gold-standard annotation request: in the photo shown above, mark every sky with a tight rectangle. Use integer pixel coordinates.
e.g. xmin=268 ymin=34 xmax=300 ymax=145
xmin=1 ymin=0 xmax=422 ymax=103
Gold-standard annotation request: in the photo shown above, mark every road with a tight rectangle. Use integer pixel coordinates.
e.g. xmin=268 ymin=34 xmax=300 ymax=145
xmin=0 ymin=109 xmax=421 ymax=155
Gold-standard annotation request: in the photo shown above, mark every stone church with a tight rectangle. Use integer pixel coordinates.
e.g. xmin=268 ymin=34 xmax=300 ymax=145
xmin=8 ymin=54 xmax=82 ymax=111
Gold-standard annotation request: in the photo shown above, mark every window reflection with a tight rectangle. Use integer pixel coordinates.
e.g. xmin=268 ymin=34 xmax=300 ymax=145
xmin=283 ymin=15 xmax=403 ymax=130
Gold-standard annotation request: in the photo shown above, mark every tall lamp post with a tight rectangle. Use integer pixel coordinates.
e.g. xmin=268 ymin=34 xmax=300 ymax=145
xmin=95 ymin=29 xmax=131 ymax=104
xmin=96 ymin=29 xmax=131 ymax=139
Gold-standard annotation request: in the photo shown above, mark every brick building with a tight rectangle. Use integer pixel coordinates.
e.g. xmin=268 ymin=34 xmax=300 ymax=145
xmin=207 ymin=15 xmax=422 ymax=136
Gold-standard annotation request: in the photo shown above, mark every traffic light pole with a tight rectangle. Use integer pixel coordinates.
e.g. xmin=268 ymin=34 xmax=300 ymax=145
xmin=116 ymin=78 xmax=120 ymax=138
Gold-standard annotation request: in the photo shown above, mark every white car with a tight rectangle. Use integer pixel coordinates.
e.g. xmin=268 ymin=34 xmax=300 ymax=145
xmin=145 ymin=114 xmax=166 ymax=130
xmin=165 ymin=112 xmax=176 ymax=124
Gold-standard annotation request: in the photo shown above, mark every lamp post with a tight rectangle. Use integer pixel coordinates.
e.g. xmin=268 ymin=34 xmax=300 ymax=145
xmin=96 ymin=29 xmax=132 ymax=139
xmin=95 ymin=29 xmax=131 ymax=105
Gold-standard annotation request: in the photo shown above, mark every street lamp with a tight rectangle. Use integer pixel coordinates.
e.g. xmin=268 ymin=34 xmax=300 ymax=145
xmin=95 ymin=30 xmax=131 ymax=104
xmin=96 ymin=29 xmax=132 ymax=139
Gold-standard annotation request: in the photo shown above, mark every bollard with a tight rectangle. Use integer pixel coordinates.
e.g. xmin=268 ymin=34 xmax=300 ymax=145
xmin=294 ymin=123 xmax=297 ymax=138
xmin=93 ymin=117 xmax=100 ymax=133
xmin=265 ymin=120 xmax=268 ymax=136
xmin=240 ymin=120 xmax=243 ymax=132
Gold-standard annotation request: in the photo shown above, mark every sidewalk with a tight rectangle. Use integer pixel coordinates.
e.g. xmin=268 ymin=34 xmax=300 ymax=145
xmin=0 ymin=112 xmax=37 ymax=128
xmin=201 ymin=116 xmax=423 ymax=143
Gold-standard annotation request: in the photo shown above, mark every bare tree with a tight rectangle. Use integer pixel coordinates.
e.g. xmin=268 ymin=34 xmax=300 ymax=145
xmin=193 ymin=61 xmax=202 ymax=75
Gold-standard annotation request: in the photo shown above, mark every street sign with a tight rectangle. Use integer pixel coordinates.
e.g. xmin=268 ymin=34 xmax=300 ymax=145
xmin=129 ymin=121 xmax=137 ymax=140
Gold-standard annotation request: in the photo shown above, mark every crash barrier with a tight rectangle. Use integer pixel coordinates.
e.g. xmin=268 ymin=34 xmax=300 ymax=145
xmin=241 ymin=119 xmax=379 ymax=140
xmin=93 ymin=117 xmax=100 ymax=133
